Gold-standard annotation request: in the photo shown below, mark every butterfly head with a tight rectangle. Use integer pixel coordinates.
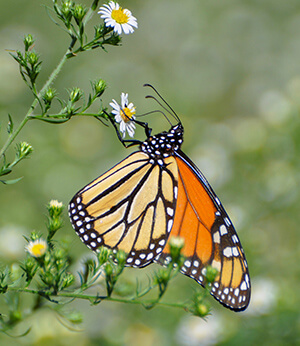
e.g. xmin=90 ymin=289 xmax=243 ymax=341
xmin=140 ymin=123 xmax=184 ymax=163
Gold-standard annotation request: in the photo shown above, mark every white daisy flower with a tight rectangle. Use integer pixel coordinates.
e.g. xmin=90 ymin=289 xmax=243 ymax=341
xmin=26 ymin=238 xmax=48 ymax=258
xmin=49 ymin=200 xmax=63 ymax=208
xmin=110 ymin=93 xmax=136 ymax=138
xmin=98 ymin=1 xmax=138 ymax=35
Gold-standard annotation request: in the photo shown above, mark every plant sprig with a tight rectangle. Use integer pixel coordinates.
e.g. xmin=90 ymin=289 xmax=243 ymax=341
xmin=0 ymin=200 xmax=214 ymax=333
xmin=0 ymin=0 xmax=122 ymax=184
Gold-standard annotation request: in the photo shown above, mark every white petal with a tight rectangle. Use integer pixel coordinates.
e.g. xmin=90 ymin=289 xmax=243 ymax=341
xmin=114 ymin=114 xmax=122 ymax=123
xmin=123 ymin=9 xmax=132 ymax=16
xmin=122 ymin=24 xmax=132 ymax=35
xmin=105 ymin=18 xmax=116 ymax=26
xmin=128 ymin=102 xmax=135 ymax=109
xmin=114 ymin=24 xmax=122 ymax=35
xmin=128 ymin=18 xmax=138 ymax=28
xmin=121 ymin=93 xmax=128 ymax=107
xmin=120 ymin=121 xmax=126 ymax=132
xmin=110 ymin=99 xmax=120 ymax=110
xmin=127 ymin=124 xmax=135 ymax=137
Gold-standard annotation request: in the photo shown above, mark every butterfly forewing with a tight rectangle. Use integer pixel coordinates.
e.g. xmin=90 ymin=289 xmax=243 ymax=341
xmin=69 ymin=120 xmax=251 ymax=311
xmin=158 ymin=151 xmax=251 ymax=311
xmin=69 ymin=151 xmax=178 ymax=267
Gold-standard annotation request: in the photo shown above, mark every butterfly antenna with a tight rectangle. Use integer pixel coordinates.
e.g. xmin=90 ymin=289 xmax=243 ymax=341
xmin=137 ymin=109 xmax=173 ymax=127
xmin=143 ymin=83 xmax=181 ymax=124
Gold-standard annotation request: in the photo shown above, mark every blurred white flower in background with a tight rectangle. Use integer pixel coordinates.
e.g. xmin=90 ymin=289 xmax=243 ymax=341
xmin=0 ymin=225 xmax=26 ymax=260
xmin=177 ymin=314 xmax=224 ymax=346
xmin=243 ymin=278 xmax=278 ymax=316
xmin=72 ymin=252 xmax=105 ymax=286
xmin=259 ymin=90 xmax=292 ymax=126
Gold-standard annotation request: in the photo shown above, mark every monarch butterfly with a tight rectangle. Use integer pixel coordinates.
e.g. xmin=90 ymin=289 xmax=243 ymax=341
xmin=69 ymin=85 xmax=251 ymax=311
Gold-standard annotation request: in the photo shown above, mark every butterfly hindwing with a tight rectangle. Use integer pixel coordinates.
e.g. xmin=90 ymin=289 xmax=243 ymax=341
xmin=69 ymin=120 xmax=251 ymax=311
xmin=158 ymin=150 xmax=251 ymax=311
xmin=69 ymin=151 xmax=178 ymax=268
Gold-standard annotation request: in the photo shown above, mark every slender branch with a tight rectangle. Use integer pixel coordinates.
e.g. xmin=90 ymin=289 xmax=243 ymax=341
xmin=0 ymin=39 xmax=78 ymax=159
xmin=7 ymin=286 xmax=187 ymax=310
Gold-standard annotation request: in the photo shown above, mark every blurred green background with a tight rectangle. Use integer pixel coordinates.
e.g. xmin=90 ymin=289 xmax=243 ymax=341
xmin=1 ymin=0 xmax=300 ymax=345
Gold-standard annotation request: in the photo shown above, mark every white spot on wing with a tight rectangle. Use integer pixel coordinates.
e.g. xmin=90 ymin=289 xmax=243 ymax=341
xmin=220 ymin=224 xmax=228 ymax=235
xmin=223 ymin=247 xmax=233 ymax=257
xmin=167 ymin=220 xmax=173 ymax=233
xmin=232 ymin=247 xmax=239 ymax=256
xmin=147 ymin=253 xmax=154 ymax=260
xmin=224 ymin=217 xmax=231 ymax=226
xmin=232 ymin=235 xmax=239 ymax=243
xmin=213 ymin=232 xmax=220 ymax=243
xmin=174 ymin=186 xmax=178 ymax=199
xmin=240 ymin=281 xmax=247 ymax=290
xmin=184 ymin=260 xmax=191 ymax=268
xmin=159 ymin=239 xmax=165 ymax=246
xmin=167 ymin=207 xmax=174 ymax=216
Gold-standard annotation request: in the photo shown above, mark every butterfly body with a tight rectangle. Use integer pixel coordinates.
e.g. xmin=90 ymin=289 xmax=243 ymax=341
xmin=69 ymin=112 xmax=250 ymax=311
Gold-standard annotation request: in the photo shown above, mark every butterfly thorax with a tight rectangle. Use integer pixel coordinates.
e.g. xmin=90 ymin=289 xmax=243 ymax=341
xmin=140 ymin=124 xmax=184 ymax=164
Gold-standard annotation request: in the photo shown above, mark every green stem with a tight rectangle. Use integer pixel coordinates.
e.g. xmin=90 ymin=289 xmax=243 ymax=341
xmin=7 ymin=286 xmax=186 ymax=310
xmin=0 ymin=46 xmax=74 ymax=159
xmin=0 ymin=4 xmax=97 ymax=159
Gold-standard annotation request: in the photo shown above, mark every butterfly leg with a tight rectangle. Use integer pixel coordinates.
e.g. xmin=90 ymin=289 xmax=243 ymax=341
xmin=104 ymin=110 xmax=152 ymax=148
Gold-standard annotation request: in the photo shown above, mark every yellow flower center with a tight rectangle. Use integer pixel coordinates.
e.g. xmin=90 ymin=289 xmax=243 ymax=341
xmin=111 ymin=8 xmax=129 ymax=24
xmin=121 ymin=107 xmax=136 ymax=123
xmin=31 ymin=244 xmax=47 ymax=257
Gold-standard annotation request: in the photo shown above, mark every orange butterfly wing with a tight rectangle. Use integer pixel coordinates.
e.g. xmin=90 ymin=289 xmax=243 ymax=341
xmin=159 ymin=150 xmax=251 ymax=311
xmin=69 ymin=151 xmax=179 ymax=268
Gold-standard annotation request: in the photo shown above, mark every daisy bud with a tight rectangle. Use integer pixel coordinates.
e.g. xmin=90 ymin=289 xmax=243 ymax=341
xmin=48 ymin=200 xmax=63 ymax=218
xmin=17 ymin=142 xmax=33 ymax=159
xmin=43 ymin=87 xmax=56 ymax=104
xmin=93 ymin=79 xmax=107 ymax=97
xmin=116 ymin=250 xmax=126 ymax=266
xmin=61 ymin=0 xmax=74 ymax=18
xmin=73 ymin=4 xmax=87 ymax=24
xmin=195 ymin=302 xmax=210 ymax=317
xmin=69 ymin=87 xmax=82 ymax=103
xmin=62 ymin=273 xmax=75 ymax=289
xmin=97 ymin=246 xmax=110 ymax=265
xmin=204 ymin=266 xmax=219 ymax=284
xmin=169 ymin=236 xmax=185 ymax=264
xmin=105 ymin=263 xmax=113 ymax=277
xmin=24 ymin=34 xmax=34 ymax=51
xmin=27 ymin=51 xmax=39 ymax=66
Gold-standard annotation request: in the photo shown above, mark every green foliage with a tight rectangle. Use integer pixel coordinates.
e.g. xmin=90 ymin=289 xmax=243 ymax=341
xmin=0 ymin=202 xmax=212 ymax=334
xmin=0 ymin=0 xmax=119 ymax=184
xmin=2 ymin=0 xmax=299 ymax=344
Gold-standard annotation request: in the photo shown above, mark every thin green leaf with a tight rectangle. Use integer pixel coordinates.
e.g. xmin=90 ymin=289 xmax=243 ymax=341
xmin=7 ymin=114 xmax=13 ymax=134
xmin=30 ymin=117 xmax=71 ymax=124
xmin=1 ymin=327 xmax=32 ymax=338
xmin=0 ymin=177 xmax=23 ymax=185
xmin=0 ymin=168 xmax=12 ymax=176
